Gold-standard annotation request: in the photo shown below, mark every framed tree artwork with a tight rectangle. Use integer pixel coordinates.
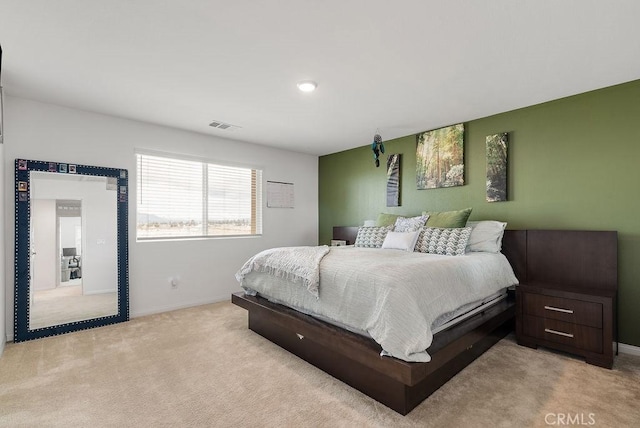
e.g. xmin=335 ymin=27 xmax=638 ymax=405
xmin=416 ymin=124 xmax=464 ymax=189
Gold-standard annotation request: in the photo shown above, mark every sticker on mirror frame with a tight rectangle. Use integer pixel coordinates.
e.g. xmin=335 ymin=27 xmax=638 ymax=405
xmin=120 ymin=186 xmax=127 ymax=194
xmin=58 ymin=163 xmax=67 ymax=173
xmin=68 ymin=164 xmax=77 ymax=174
xmin=18 ymin=160 xmax=27 ymax=170
xmin=18 ymin=193 xmax=28 ymax=202
xmin=48 ymin=162 xmax=57 ymax=172
xmin=120 ymin=170 xmax=127 ymax=178
xmin=18 ymin=182 xmax=28 ymax=192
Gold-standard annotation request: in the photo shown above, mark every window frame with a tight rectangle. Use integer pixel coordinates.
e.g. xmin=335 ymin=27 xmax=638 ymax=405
xmin=135 ymin=150 xmax=263 ymax=241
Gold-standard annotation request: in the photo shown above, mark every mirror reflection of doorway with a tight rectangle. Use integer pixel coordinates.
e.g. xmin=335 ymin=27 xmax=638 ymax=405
xmin=31 ymin=199 xmax=87 ymax=329
xmin=31 ymin=199 xmax=83 ymax=293
xmin=59 ymin=200 xmax=83 ymax=289
xmin=29 ymin=184 xmax=118 ymax=330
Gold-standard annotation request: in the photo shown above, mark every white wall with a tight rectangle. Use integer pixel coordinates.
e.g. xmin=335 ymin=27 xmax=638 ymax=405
xmin=81 ymin=183 xmax=117 ymax=295
xmin=3 ymin=96 xmax=319 ymax=340
xmin=59 ymin=216 xmax=81 ymax=251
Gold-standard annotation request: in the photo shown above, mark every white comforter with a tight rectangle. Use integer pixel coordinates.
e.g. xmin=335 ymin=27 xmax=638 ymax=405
xmin=238 ymin=246 xmax=518 ymax=362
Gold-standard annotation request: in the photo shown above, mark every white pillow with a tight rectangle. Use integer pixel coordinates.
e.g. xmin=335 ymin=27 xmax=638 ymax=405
xmin=465 ymin=221 xmax=507 ymax=253
xmin=381 ymin=230 xmax=421 ymax=252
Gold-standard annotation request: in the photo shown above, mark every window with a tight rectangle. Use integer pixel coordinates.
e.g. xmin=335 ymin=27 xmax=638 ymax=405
xmin=136 ymin=153 xmax=262 ymax=240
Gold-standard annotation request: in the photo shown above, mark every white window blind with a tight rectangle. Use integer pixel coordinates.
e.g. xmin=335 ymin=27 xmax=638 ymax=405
xmin=137 ymin=153 xmax=262 ymax=239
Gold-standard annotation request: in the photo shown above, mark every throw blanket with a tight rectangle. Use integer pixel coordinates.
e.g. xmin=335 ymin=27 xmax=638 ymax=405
xmin=235 ymin=246 xmax=330 ymax=298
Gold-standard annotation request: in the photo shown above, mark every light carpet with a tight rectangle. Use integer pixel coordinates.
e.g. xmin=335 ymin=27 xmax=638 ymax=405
xmin=1 ymin=301 xmax=639 ymax=427
xmin=30 ymin=285 xmax=118 ymax=329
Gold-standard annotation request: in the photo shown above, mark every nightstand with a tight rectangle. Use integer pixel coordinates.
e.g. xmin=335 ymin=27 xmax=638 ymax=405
xmin=516 ymin=283 xmax=616 ymax=368
xmin=508 ymin=230 xmax=618 ymax=369
xmin=332 ymin=226 xmax=359 ymax=245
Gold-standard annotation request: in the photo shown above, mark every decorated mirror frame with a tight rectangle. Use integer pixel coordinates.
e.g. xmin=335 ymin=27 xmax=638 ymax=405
xmin=14 ymin=159 xmax=129 ymax=342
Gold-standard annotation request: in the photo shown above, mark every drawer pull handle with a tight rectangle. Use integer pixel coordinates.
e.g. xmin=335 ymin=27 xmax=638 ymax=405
xmin=296 ymin=333 xmax=304 ymax=340
xmin=544 ymin=328 xmax=574 ymax=338
xmin=544 ymin=305 xmax=573 ymax=314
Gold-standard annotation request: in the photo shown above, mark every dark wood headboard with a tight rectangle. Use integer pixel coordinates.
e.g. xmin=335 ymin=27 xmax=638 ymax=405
xmin=333 ymin=227 xmax=617 ymax=291
xmin=332 ymin=227 xmax=530 ymax=282
xmin=333 ymin=226 xmax=359 ymax=245
xmin=501 ymin=230 xmax=527 ymax=283
xmin=502 ymin=229 xmax=617 ymax=291
xmin=332 ymin=227 xmax=530 ymax=278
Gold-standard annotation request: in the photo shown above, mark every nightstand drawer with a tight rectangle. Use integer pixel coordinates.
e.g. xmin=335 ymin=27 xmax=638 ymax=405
xmin=523 ymin=293 xmax=602 ymax=328
xmin=523 ymin=315 xmax=603 ymax=353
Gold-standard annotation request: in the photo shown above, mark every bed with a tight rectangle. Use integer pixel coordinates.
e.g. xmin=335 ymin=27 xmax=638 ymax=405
xmin=232 ymin=228 xmax=526 ymax=414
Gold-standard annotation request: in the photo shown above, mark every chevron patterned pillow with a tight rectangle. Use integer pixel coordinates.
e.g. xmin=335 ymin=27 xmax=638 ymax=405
xmin=354 ymin=226 xmax=392 ymax=248
xmin=414 ymin=227 xmax=473 ymax=256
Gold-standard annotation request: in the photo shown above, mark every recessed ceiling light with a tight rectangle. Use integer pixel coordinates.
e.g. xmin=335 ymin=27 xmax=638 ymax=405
xmin=297 ymin=81 xmax=317 ymax=93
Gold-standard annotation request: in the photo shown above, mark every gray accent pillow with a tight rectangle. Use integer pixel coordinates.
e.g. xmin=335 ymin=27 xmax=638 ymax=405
xmin=465 ymin=221 xmax=507 ymax=253
xmin=393 ymin=215 xmax=429 ymax=233
xmin=414 ymin=227 xmax=473 ymax=256
xmin=354 ymin=226 xmax=392 ymax=248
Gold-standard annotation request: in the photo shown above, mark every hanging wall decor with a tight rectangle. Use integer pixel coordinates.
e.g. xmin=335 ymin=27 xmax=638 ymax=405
xmin=386 ymin=154 xmax=401 ymax=207
xmin=371 ymin=133 xmax=385 ymax=167
xmin=486 ymin=132 xmax=508 ymax=202
xmin=416 ymin=124 xmax=464 ymax=189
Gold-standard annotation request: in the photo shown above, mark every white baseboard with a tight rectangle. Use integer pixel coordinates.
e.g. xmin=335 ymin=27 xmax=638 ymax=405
xmin=130 ymin=295 xmax=231 ymax=319
xmin=618 ymin=342 xmax=640 ymax=357
xmin=3 ymin=295 xmax=231 ymax=345
xmin=84 ymin=289 xmax=118 ymax=296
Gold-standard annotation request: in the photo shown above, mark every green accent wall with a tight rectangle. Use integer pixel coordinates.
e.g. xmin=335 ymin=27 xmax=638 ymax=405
xmin=319 ymin=79 xmax=640 ymax=347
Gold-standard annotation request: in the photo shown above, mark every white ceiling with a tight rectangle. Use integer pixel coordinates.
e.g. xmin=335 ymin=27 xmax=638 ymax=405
xmin=2 ymin=1 xmax=640 ymax=156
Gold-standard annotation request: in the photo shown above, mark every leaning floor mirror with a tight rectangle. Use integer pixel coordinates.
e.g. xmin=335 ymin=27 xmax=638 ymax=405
xmin=14 ymin=159 xmax=129 ymax=342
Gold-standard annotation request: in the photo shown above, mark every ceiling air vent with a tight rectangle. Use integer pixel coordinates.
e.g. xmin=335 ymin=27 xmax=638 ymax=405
xmin=209 ymin=120 xmax=241 ymax=131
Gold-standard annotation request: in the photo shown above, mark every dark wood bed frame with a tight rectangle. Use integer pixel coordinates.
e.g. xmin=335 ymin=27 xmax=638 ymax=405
xmin=231 ymin=228 xmax=527 ymax=415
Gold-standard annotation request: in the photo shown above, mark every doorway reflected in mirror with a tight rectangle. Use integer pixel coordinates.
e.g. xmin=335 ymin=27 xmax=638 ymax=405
xmin=29 ymin=195 xmax=118 ymax=329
